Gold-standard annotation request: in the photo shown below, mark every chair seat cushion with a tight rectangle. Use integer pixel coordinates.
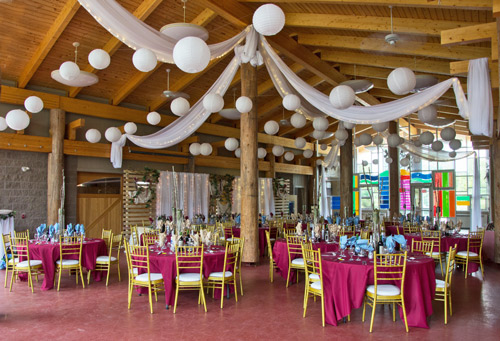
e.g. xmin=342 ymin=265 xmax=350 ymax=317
xmin=270 ymin=238 xmax=276 ymax=241
xmin=311 ymin=281 xmax=322 ymax=290
xmin=435 ymin=279 xmax=450 ymax=289
xmin=309 ymin=273 xmax=320 ymax=280
xmin=96 ymin=255 xmax=117 ymax=262
xmin=16 ymin=260 xmax=42 ymax=268
xmin=8 ymin=257 xmax=19 ymax=264
xmin=291 ymin=258 xmax=304 ymax=265
xmin=425 ymin=252 xmax=443 ymax=257
xmin=132 ymin=268 xmax=138 ymax=275
xmin=208 ymin=271 xmax=233 ymax=278
xmin=135 ymin=273 xmax=163 ymax=282
xmin=366 ymin=284 xmax=401 ymax=296
xmin=56 ymin=259 xmax=79 ymax=266
xmin=177 ymin=273 xmax=203 ymax=282
xmin=456 ymin=251 xmax=478 ymax=257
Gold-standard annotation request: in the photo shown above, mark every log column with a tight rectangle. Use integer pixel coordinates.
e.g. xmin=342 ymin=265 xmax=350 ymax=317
xmin=240 ymin=62 xmax=259 ymax=263
xmin=47 ymin=108 xmax=65 ymax=225
xmin=388 ymin=121 xmax=400 ymax=219
xmin=340 ymin=129 xmax=353 ymax=218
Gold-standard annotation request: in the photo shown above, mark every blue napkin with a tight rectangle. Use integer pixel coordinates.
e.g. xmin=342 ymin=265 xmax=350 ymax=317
xmin=327 ymin=217 xmax=333 ymax=224
xmin=75 ymin=224 xmax=80 ymax=234
xmin=399 ymin=215 xmax=405 ymax=224
xmin=262 ymin=216 xmax=266 ymax=224
xmin=426 ymin=216 xmax=431 ymax=222
xmin=49 ymin=225 xmax=55 ymax=238
xmin=354 ymin=216 xmax=360 ymax=225
xmin=356 ymin=239 xmax=368 ymax=246
xmin=336 ymin=216 xmax=341 ymax=224
xmin=347 ymin=236 xmax=357 ymax=246
xmin=54 ymin=223 xmax=59 ymax=232
xmin=386 ymin=236 xmax=395 ymax=252
xmin=340 ymin=235 xmax=347 ymax=249
xmin=36 ymin=224 xmax=46 ymax=236
xmin=79 ymin=224 xmax=85 ymax=235
xmin=67 ymin=223 xmax=73 ymax=236
xmin=359 ymin=243 xmax=374 ymax=252
xmin=235 ymin=215 xmax=241 ymax=224
xmin=393 ymin=235 xmax=407 ymax=248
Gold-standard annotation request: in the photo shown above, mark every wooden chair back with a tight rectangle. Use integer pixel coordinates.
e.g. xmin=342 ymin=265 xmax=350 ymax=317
xmin=411 ymin=240 xmax=434 ymax=255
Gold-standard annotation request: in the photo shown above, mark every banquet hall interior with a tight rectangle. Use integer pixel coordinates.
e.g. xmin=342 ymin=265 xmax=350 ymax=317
xmin=1 ymin=0 xmax=500 ymax=339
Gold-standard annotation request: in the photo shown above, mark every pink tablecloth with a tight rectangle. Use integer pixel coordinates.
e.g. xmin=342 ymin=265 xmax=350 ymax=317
xmin=26 ymin=239 xmax=107 ymax=290
xmin=231 ymin=227 xmax=268 ymax=257
xmin=385 ymin=225 xmax=400 ymax=236
xmin=321 ymin=252 xmax=436 ymax=328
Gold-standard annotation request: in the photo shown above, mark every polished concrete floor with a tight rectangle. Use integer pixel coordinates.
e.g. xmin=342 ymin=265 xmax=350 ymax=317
xmin=0 ymin=258 xmax=499 ymax=340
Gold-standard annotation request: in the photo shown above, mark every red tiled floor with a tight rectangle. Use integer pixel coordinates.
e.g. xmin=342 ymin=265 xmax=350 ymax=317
xmin=1 ymin=259 xmax=499 ymax=340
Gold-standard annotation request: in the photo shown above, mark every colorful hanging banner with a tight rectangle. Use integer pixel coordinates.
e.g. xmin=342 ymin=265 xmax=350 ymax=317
xmin=379 ymin=170 xmax=389 ymax=210
xmin=400 ymin=169 xmax=411 ymax=211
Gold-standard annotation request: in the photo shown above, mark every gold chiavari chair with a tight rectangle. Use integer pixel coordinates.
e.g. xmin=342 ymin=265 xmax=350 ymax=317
xmin=130 ymin=225 xmax=139 ymax=245
xmin=302 ymin=243 xmax=325 ymax=327
xmin=362 ymin=252 xmax=409 ymax=333
xmin=2 ymin=233 xmax=18 ymax=288
xmin=360 ymin=229 xmax=371 ymax=240
xmin=231 ymin=237 xmax=245 ymax=296
xmin=173 ymin=245 xmax=206 ymax=313
xmin=221 ymin=225 xmax=233 ymax=241
xmin=206 ymin=243 xmax=239 ymax=309
xmin=265 ymin=231 xmax=278 ymax=283
xmin=455 ymin=230 xmax=484 ymax=278
xmin=286 ymin=235 xmax=307 ymax=288
xmin=123 ymin=240 xmax=138 ymax=294
xmin=56 ymin=236 xmax=85 ymax=291
xmin=435 ymin=245 xmax=457 ymax=324
xmin=15 ymin=229 xmax=30 ymax=239
xmin=421 ymin=230 xmax=445 ymax=275
xmin=284 ymin=228 xmax=297 ymax=237
xmin=102 ymin=229 xmax=113 ymax=248
xmin=142 ymin=232 xmax=158 ymax=246
xmin=411 ymin=239 xmax=434 ymax=255
xmin=410 ymin=225 xmax=421 ymax=234
xmin=9 ymin=235 xmax=42 ymax=293
xmin=266 ymin=224 xmax=278 ymax=257
xmin=89 ymin=233 xmax=122 ymax=286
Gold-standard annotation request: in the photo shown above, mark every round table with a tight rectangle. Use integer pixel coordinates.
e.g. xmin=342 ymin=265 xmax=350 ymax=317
xmin=321 ymin=252 xmax=436 ymax=328
xmin=231 ymin=227 xmax=268 ymax=257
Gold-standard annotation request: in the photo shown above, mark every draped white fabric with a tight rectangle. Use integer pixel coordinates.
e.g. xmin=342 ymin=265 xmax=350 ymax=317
xmin=470 ymin=154 xmax=481 ymax=231
xmin=156 ymin=171 xmax=209 ymax=219
xmin=468 ymin=58 xmax=493 ymax=137
xmin=232 ymin=178 xmax=275 ymax=216
xmin=321 ymin=144 xmax=340 ymax=168
xmin=320 ymin=166 xmax=330 ymax=218
xmin=78 ymin=0 xmax=249 ymax=63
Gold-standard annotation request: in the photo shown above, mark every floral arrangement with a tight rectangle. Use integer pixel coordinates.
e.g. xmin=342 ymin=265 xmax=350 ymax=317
xmin=0 ymin=211 xmax=15 ymax=221
xmin=272 ymin=178 xmax=288 ymax=198
xmin=209 ymin=174 xmax=235 ymax=212
xmin=129 ymin=167 xmax=160 ymax=208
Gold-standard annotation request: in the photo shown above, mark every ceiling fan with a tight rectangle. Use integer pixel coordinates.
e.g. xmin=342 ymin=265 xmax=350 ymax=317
xmin=279 ymin=107 xmax=290 ymax=126
xmin=162 ymin=69 xmax=190 ymax=100
xmin=385 ymin=6 xmax=399 ymax=45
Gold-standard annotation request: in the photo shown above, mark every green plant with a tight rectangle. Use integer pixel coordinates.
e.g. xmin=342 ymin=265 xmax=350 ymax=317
xmin=129 ymin=167 xmax=160 ymax=208
xmin=0 ymin=211 xmax=15 ymax=221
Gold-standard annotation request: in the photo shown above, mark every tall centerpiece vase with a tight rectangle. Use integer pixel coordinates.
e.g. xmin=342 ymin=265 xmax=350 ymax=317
xmin=176 ymin=208 xmax=184 ymax=236
xmin=372 ymin=208 xmax=380 ymax=246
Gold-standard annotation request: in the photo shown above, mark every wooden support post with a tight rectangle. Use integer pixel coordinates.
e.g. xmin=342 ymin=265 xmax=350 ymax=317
xmin=66 ymin=118 xmax=85 ymax=140
xmin=340 ymin=129 xmax=353 ymax=218
xmin=389 ymin=121 xmax=400 ymax=219
xmin=240 ymin=62 xmax=259 ymax=264
xmin=47 ymin=108 xmax=65 ymax=225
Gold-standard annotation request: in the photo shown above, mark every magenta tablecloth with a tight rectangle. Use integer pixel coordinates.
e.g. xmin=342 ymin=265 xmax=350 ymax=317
xmin=231 ymin=227 xmax=268 ymax=257
xmin=25 ymin=239 xmax=107 ymax=290
xmin=385 ymin=225 xmax=400 ymax=236
xmin=321 ymin=252 xmax=436 ymax=328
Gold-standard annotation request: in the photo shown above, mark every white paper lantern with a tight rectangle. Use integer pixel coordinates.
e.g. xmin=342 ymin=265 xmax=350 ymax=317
xmin=343 ymin=122 xmax=356 ymax=130
xmin=236 ymin=96 xmax=252 ymax=113
xmin=24 ymin=96 xmax=44 ymax=113
xmin=147 ymin=111 xmax=161 ymax=125
xmin=88 ymin=49 xmax=111 ymax=70
xmin=235 ymin=148 xmax=241 ymax=158
xmin=331 ymin=139 xmax=338 ymax=146
xmin=329 ymin=85 xmax=355 ymax=109
xmin=303 ymin=149 xmax=313 ymax=158
xmin=335 ymin=129 xmax=348 ymax=141
xmin=124 ymin=122 xmax=137 ymax=135
xmin=316 ymin=159 xmax=323 ymax=166
xmin=132 ymin=48 xmax=157 ymax=72
xmin=373 ymin=159 xmax=379 ymax=165
xmin=418 ymin=105 xmax=437 ymax=123
xmin=200 ymin=143 xmax=213 ymax=156
xmin=171 ymin=97 xmax=190 ymax=117
xmin=105 ymin=127 xmax=121 ymax=143
xmin=0 ymin=117 xmax=7 ymax=131
xmin=272 ymin=145 xmax=284 ymax=157
xmin=362 ymin=160 xmax=368 ymax=167
xmin=282 ymin=94 xmax=301 ymax=111
xmin=85 ymin=129 xmax=101 ymax=143
xmin=400 ymin=157 xmax=410 ymax=167
xmin=419 ymin=131 xmax=434 ymax=145
xmin=373 ymin=135 xmax=383 ymax=146
xmin=294 ymin=137 xmax=306 ymax=149
xmin=320 ymin=143 xmax=328 ymax=151
xmin=387 ymin=134 xmax=402 ymax=148
xmin=413 ymin=139 xmax=423 ymax=148
xmin=189 ymin=143 xmax=201 ymax=155
xmin=5 ymin=109 xmax=30 ymax=131
xmin=387 ymin=67 xmax=416 ymax=95
xmin=449 ymin=151 xmax=457 ymax=158
xmin=59 ymin=61 xmax=80 ymax=81
xmin=284 ymin=151 xmax=294 ymax=161
xmin=431 ymin=140 xmax=443 ymax=151
xmin=385 ymin=157 xmax=393 ymax=164
xmin=252 ymin=4 xmax=285 ymax=36
xmin=203 ymin=93 xmax=224 ymax=113
xmin=359 ymin=133 xmax=372 ymax=145
xmin=258 ymin=147 xmax=267 ymax=159
xmin=264 ymin=120 xmax=279 ymax=135
xmin=173 ymin=37 xmax=210 ymax=73
xmin=373 ymin=122 xmax=389 ymax=132
xmin=312 ymin=117 xmax=329 ymax=131
xmin=290 ymin=113 xmax=306 ymax=128
xmin=353 ymin=136 xmax=362 ymax=147
xmin=225 ymin=138 xmax=239 ymax=151
xmin=399 ymin=137 xmax=406 ymax=145
xmin=413 ymin=156 xmax=421 ymax=164
xmin=311 ymin=130 xmax=326 ymax=140
xmin=449 ymin=139 xmax=462 ymax=151
xmin=440 ymin=127 xmax=456 ymax=141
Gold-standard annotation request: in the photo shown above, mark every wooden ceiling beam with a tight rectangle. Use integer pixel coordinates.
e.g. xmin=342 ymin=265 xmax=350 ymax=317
xmin=441 ymin=22 xmax=496 ymax=46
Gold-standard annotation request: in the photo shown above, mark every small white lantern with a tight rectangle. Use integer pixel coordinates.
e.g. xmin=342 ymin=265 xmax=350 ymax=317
xmin=373 ymin=122 xmax=389 ymax=132
xmin=171 ymin=97 xmax=190 ymax=117
xmin=449 ymin=139 xmax=462 ymax=151
xmin=449 ymin=151 xmax=457 ymax=158
xmin=373 ymin=159 xmax=379 ymax=165
xmin=320 ymin=143 xmax=328 ymax=151
xmin=59 ymin=61 xmax=80 ymax=81
xmin=387 ymin=134 xmax=402 ymax=148
xmin=413 ymin=156 xmax=422 ymax=164
xmin=312 ymin=117 xmax=329 ymax=131
xmin=5 ymin=109 xmax=30 ymax=131
xmin=124 ymin=122 xmax=137 ymax=135
xmin=200 ymin=143 xmax=213 ymax=156
xmin=236 ymin=96 xmax=252 ymax=113
xmin=147 ymin=111 xmax=161 ymax=125
xmin=105 ymin=127 xmax=122 ymax=143
xmin=132 ymin=48 xmax=157 ymax=72
xmin=413 ymin=139 xmax=423 ymax=147
xmin=362 ymin=160 xmax=368 ymax=167
xmin=387 ymin=67 xmax=416 ymax=95
xmin=311 ymin=130 xmax=326 ymax=140
xmin=85 ymin=129 xmax=101 ymax=143
xmin=203 ymin=93 xmax=224 ymax=113
xmin=272 ymin=145 xmax=284 ymax=157
xmin=264 ymin=120 xmax=279 ymax=135
xmin=290 ymin=113 xmax=306 ymax=128
xmin=24 ymin=96 xmax=44 ymax=113
xmin=359 ymin=133 xmax=372 ymax=145
xmin=252 ymin=4 xmax=285 ymax=36
xmin=431 ymin=140 xmax=443 ymax=151
xmin=329 ymin=85 xmax=355 ymax=109
xmin=440 ymin=127 xmax=456 ymax=141
xmin=173 ymin=37 xmax=211 ymax=73
xmin=343 ymin=122 xmax=356 ymax=130
xmin=353 ymin=136 xmax=362 ymax=147
xmin=282 ymin=94 xmax=301 ymax=111
xmin=385 ymin=157 xmax=393 ymax=164
xmin=335 ymin=129 xmax=348 ymax=141
xmin=400 ymin=157 xmax=410 ymax=167
xmin=258 ymin=147 xmax=267 ymax=159
xmin=303 ymin=149 xmax=313 ymax=158
xmin=419 ymin=131 xmax=434 ymax=145
xmin=0 ymin=117 xmax=7 ymax=131
xmin=284 ymin=151 xmax=294 ymax=161
xmin=189 ymin=143 xmax=201 ymax=156
xmin=294 ymin=137 xmax=306 ymax=149
xmin=418 ymin=105 xmax=437 ymax=123
xmin=224 ymin=138 xmax=239 ymax=151
xmin=235 ymin=148 xmax=241 ymax=158
xmin=88 ymin=49 xmax=111 ymax=70
xmin=373 ymin=135 xmax=383 ymax=146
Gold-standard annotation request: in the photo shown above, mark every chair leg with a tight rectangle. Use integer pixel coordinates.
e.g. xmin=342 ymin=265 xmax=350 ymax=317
xmin=148 ymin=284 xmax=153 ymax=314
xmin=465 ymin=258 xmax=469 ymax=278
xmin=286 ymin=266 xmax=291 ymax=288
xmin=154 ymin=285 xmax=158 ymax=302
xmin=401 ymin=299 xmax=409 ymax=333
xmin=320 ymin=296 xmax=325 ymax=327
xmin=80 ymin=267 xmax=85 ymax=288
xmin=9 ymin=269 xmax=15 ymax=292
xmin=369 ymin=299 xmax=376 ymax=332
xmin=57 ymin=266 xmax=62 ymax=291
xmin=393 ymin=302 xmax=396 ymax=322
xmin=362 ymin=297 xmax=366 ymax=322
xmin=438 ymin=257 xmax=444 ymax=277
xmin=29 ymin=272 xmax=34 ymax=293
xmin=449 ymin=291 xmax=453 ymax=316
xmin=173 ymin=283 xmax=179 ymax=313
xmin=127 ymin=280 xmax=133 ymax=309
xmin=106 ymin=265 xmax=111 ymax=287
xmin=303 ymin=290 xmax=309 ymax=318
xmin=4 ymin=266 xmax=8 ymax=288
xmin=479 ymin=259 xmax=484 ymax=278
xmin=233 ymin=279 xmax=238 ymax=302
xmin=220 ymin=281 xmax=225 ymax=309
xmin=87 ymin=270 xmax=91 ymax=285
xmin=117 ymin=263 xmax=121 ymax=282
xmin=239 ymin=272 xmax=243 ymax=296
xmin=444 ymin=291 xmax=448 ymax=324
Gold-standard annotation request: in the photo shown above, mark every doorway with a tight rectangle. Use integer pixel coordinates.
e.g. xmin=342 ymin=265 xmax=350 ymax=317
xmin=411 ymin=184 xmax=433 ymax=220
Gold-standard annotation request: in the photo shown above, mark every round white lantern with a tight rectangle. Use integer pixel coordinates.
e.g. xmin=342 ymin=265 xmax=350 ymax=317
xmin=431 ymin=140 xmax=444 ymax=151
xmin=147 ymin=111 xmax=161 ymax=125
xmin=264 ymin=120 xmax=279 ymax=135
xmin=385 ymin=157 xmax=393 ymax=164
xmin=419 ymin=131 xmax=434 ymax=145
xmin=272 ymin=145 xmax=284 ymax=157
xmin=284 ymin=151 xmax=294 ymax=161
xmin=316 ymin=159 xmax=323 ymax=166
xmin=224 ymin=138 xmax=239 ymax=151
xmin=294 ymin=137 xmax=306 ymax=149
xmin=0 ymin=117 xmax=7 ymax=131
xmin=387 ymin=67 xmax=416 ymax=95
xmin=252 ymin=4 xmax=285 ymax=36
xmin=5 ymin=109 xmax=30 ymax=131
xmin=329 ymin=85 xmax=355 ymax=109
xmin=418 ymin=105 xmax=437 ymax=123
xmin=200 ymin=143 xmax=213 ymax=156
xmin=282 ymin=94 xmax=301 ymax=111
xmin=331 ymin=139 xmax=338 ymax=146
xmin=311 ymin=130 xmax=326 ymax=140
xmin=124 ymin=122 xmax=137 ymax=135
xmin=85 ymin=129 xmax=101 ymax=143
xmin=320 ymin=143 xmax=328 ymax=151
xmin=170 ymin=97 xmax=190 ymax=117
xmin=343 ymin=122 xmax=356 ymax=130
xmin=88 ymin=49 xmax=111 ymax=70
xmin=173 ymin=37 xmax=211 ymax=73
xmin=203 ymin=93 xmax=224 ymax=113
xmin=189 ymin=143 xmax=201 ymax=155
xmin=449 ymin=139 xmax=462 ymax=151
xmin=105 ymin=127 xmax=121 ymax=143
xmin=235 ymin=96 xmax=252 ymax=113
xmin=290 ymin=113 xmax=306 ymax=128
xmin=353 ymin=137 xmax=362 ymax=147
xmin=449 ymin=151 xmax=457 ymax=158
xmin=303 ymin=149 xmax=314 ymax=158
xmin=59 ymin=61 xmax=80 ymax=81
xmin=24 ymin=96 xmax=44 ymax=113
xmin=258 ymin=147 xmax=267 ymax=159
xmin=400 ymin=157 xmax=410 ymax=167
xmin=335 ymin=129 xmax=348 ymax=141
xmin=413 ymin=139 xmax=423 ymax=148
xmin=132 ymin=48 xmax=157 ymax=72
xmin=359 ymin=133 xmax=372 ymax=145
xmin=440 ymin=127 xmax=456 ymax=141
xmin=373 ymin=122 xmax=389 ymax=132
xmin=312 ymin=117 xmax=329 ymax=131
xmin=413 ymin=156 xmax=422 ymax=164
xmin=235 ymin=148 xmax=241 ymax=158
xmin=373 ymin=135 xmax=383 ymax=146
xmin=387 ymin=134 xmax=402 ymax=148
xmin=362 ymin=160 xmax=368 ymax=167
xmin=373 ymin=159 xmax=379 ymax=165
